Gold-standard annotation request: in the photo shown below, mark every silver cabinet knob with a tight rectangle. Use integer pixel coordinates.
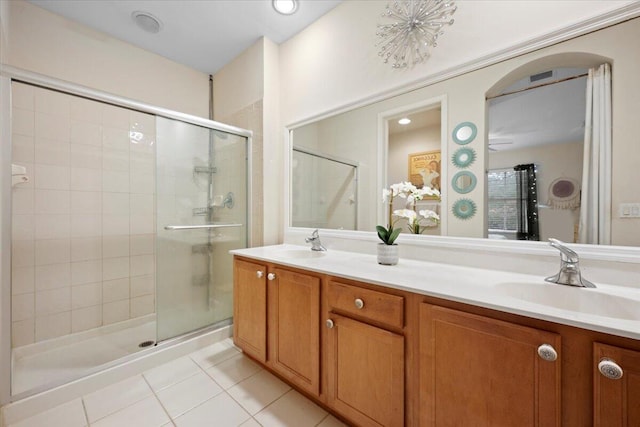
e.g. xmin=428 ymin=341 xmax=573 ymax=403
xmin=267 ymin=273 xmax=276 ymax=281
xmin=256 ymin=271 xmax=264 ymax=278
xmin=326 ymin=319 xmax=334 ymax=329
xmin=537 ymin=344 xmax=558 ymax=362
xmin=354 ymin=298 xmax=364 ymax=309
xmin=598 ymin=358 xmax=623 ymax=380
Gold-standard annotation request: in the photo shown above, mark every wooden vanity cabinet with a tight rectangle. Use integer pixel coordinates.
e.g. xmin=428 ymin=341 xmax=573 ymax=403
xmin=418 ymin=303 xmax=562 ymax=426
xmin=233 ymin=257 xmax=321 ymax=396
xmin=234 ymin=256 xmax=640 ymax=426
xmin=233 ymin=258 xmax=268 ymax=362
xmin=325 ymin=280 xmax=406 ymax=427
xmin=268 ymin=266 xmax=321 ymax=396
xmin=593 ymin=342 xmax=640 ymax=426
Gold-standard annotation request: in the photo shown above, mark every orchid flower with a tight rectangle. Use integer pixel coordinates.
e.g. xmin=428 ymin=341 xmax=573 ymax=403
xmin=379 ymin=182 xmax=441 ymax=243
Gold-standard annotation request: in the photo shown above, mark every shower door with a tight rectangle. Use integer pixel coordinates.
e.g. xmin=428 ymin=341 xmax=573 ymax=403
xmin=291 ymin=148 xmax=358 ymax=230
xmin=156 ymin=117 xmax=248 ymax=341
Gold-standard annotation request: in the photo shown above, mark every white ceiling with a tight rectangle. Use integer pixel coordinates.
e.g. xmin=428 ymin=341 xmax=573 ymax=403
xmin=28 ymin=0 xmax=343 ymax=74
xmin=388 ymin=108 xmax=441 ymax=136
xmin=488 ymin=68 xmax=587 ymax=152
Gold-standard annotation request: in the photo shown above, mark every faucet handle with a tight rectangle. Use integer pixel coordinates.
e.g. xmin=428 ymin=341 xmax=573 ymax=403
xmin=305 ymin=229 xmax=326 ymax=251
xmin=548 ymin=238 xmax=579 ymax=263
xmin=305 ymin=229 xmax=319 ymax=242
xmin=546 ymin=238 xmax=596 ymax=288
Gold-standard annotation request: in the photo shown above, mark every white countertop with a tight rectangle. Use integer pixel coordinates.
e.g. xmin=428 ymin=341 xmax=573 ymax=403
xmin=232 ymin=244 xmax=640 ymax=341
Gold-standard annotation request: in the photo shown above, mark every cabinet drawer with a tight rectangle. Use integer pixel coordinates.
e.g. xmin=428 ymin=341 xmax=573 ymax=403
xmin=328 ymin=281 xmax=404 ymax=329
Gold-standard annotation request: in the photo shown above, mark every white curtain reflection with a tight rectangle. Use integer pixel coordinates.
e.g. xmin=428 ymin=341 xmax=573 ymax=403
xmin=579 ymin=63 xmax=612 ymax=244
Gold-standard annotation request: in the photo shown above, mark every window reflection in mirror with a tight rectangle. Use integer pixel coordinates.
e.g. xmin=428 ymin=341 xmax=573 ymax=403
xmin=487 ymin=68 xmax=587 ymax=243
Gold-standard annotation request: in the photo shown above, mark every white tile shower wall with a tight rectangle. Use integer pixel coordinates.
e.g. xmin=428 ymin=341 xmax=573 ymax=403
xmin=10 ymin=83 xmax=156 ymax=348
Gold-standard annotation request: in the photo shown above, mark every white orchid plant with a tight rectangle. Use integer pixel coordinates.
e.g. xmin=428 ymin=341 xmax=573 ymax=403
xmin=377 ymin=182 xmax=441 ymax=245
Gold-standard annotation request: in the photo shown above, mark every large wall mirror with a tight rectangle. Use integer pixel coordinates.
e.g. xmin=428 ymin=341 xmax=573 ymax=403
xmin=288 ymin=17 xmax=640 ymax=247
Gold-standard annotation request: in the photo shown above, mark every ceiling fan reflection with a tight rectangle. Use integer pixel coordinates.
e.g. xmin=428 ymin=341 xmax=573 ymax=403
xmin=488 ymin=141 xmax=514 ymax=151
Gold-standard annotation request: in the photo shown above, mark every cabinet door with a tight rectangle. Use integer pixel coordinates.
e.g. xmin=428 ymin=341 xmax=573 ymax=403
xmin=594 ymin=342 xmax=640 ymax=427
xmin=268 ymin=268 xmax=320 ymax=395
xmin=326 ymin=313 xmax=404 ymax=427
xmin=233 ymin=259 xmax=267 ymax=362
xmin=419 ymin=304 xmax=561 ymax=427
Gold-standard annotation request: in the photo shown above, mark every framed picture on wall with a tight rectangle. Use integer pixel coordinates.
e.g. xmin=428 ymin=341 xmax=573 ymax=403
xmin=408 ymin=150 xmax=441 ymax=194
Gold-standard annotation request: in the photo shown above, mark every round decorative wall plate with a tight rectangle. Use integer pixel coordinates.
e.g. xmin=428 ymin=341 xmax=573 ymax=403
xmin=451 ymin=147 xmax=476 ymax=168
xmin=451 ymin=171 xmax=477 ymax=194
xmin=452 ymin=198 xmax=477 ymax=220
xmin=452 ymin=122 xmax=477 ymax=145
xmin=548 ymin=177 xmax=581 ymax=209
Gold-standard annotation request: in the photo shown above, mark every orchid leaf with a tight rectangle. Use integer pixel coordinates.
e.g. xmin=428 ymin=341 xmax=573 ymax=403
xmin=376 ymin=225 xmax=388 ymax=243
xmin=387 ymin=227 xmax=401 ymax=245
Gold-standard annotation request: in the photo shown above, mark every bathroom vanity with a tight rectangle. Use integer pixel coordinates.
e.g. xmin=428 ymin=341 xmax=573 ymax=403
xmin=231 ymin=245 xmax=640 ymax=427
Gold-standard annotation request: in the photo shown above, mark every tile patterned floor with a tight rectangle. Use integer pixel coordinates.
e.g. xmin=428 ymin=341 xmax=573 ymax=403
xmin=8 ymin=338 xmax=347 ymax=427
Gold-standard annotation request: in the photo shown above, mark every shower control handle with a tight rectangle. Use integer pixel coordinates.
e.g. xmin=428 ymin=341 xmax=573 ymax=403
xmin=256 ymin=271 xmax=264 ymax=279
xmin=267 ymin=273 xmax=276 ymax=281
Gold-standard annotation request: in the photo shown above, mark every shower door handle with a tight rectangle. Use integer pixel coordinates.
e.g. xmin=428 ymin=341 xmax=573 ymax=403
xmin=164 ymin=223 xmax=243 ymax=230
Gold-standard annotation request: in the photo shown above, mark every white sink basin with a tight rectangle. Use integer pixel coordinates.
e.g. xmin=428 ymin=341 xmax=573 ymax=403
xmin=272 ymin=249 xmax=326 ymax=260
xmin=494 ymin=282 xmax=640 ymax=321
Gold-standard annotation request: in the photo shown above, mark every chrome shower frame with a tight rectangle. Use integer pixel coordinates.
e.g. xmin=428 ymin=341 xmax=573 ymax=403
xmin=0 ymin=65 xmax=253 ymax=404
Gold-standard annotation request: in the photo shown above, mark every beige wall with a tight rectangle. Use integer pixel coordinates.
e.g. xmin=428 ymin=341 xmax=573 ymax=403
xmin=213 ymin=40 xmax=264 ymax=121
xmin=213 ymin=37 xmax=281 ymax=246
xmin=4 ymin=0 xmax=209 ymax=117
xmin=279 ymin=1 xmax=633 ymax=126
xmin=262 ymin=38 xmax=281 ymax=246
xmin=0 ymin=0 xmax=9 ymax=65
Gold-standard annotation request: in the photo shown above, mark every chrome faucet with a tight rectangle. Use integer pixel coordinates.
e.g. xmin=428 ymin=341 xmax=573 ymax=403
xmin=545 ymin=238 xmax=596 ymax=288
xmin=305 ymin=229 xmax=326 ymax=251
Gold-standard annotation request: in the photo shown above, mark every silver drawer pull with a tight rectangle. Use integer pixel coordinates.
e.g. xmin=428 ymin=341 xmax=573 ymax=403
xmin=326 ymin=319 xmax=334 ymax=329
xmin=598 ymin=359 xmax=623 ymax=380
xmin=267 ymin=273 xmax=276 ymax=281
xmin=256 ymin=271 xmax=264 ymax=278
xmin=354 ymin=298 xmax=364 ymax=309
xmin=164 ymin=223 xmax=242 ymax=230
xmin=537 ymin=344 xmax=558 ymax=362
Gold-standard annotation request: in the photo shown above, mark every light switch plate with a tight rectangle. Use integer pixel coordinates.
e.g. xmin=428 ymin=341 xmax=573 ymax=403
xmin=618 ymin=203 xmax=640 ymax=218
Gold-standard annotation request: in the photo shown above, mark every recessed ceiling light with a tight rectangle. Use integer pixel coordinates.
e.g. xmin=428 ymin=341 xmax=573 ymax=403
xmin=398 ymin=118 xmax=411 ymax=125
xmin=273 ymin=0 xmax=298 ymax=15
xmin=132 ymin=11 xmax=163 ymax=34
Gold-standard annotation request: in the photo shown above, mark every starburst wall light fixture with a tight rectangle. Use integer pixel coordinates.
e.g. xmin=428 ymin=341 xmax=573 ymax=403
xmin=377 ymin=0 xmax=457 ymax=69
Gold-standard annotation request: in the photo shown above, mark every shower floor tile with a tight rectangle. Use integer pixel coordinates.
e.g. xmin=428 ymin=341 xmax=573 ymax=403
xmin=12 ymin=318 xmax=156 ymax=395
xmin=6 ymin=338 xmax=348 ymax=427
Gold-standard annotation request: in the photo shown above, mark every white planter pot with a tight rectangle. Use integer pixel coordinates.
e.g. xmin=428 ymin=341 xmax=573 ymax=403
xmin=377 ymin=243 xmax=399 ymax=265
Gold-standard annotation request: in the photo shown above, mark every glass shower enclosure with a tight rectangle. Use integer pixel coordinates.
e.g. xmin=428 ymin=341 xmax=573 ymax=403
xmin=1 ymin=71 xmax=250 ymax=401
xmin=156 ymin=118 xmax=247 ymax=341
xmin=291 ymin=147 xmax=358 ymax=230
